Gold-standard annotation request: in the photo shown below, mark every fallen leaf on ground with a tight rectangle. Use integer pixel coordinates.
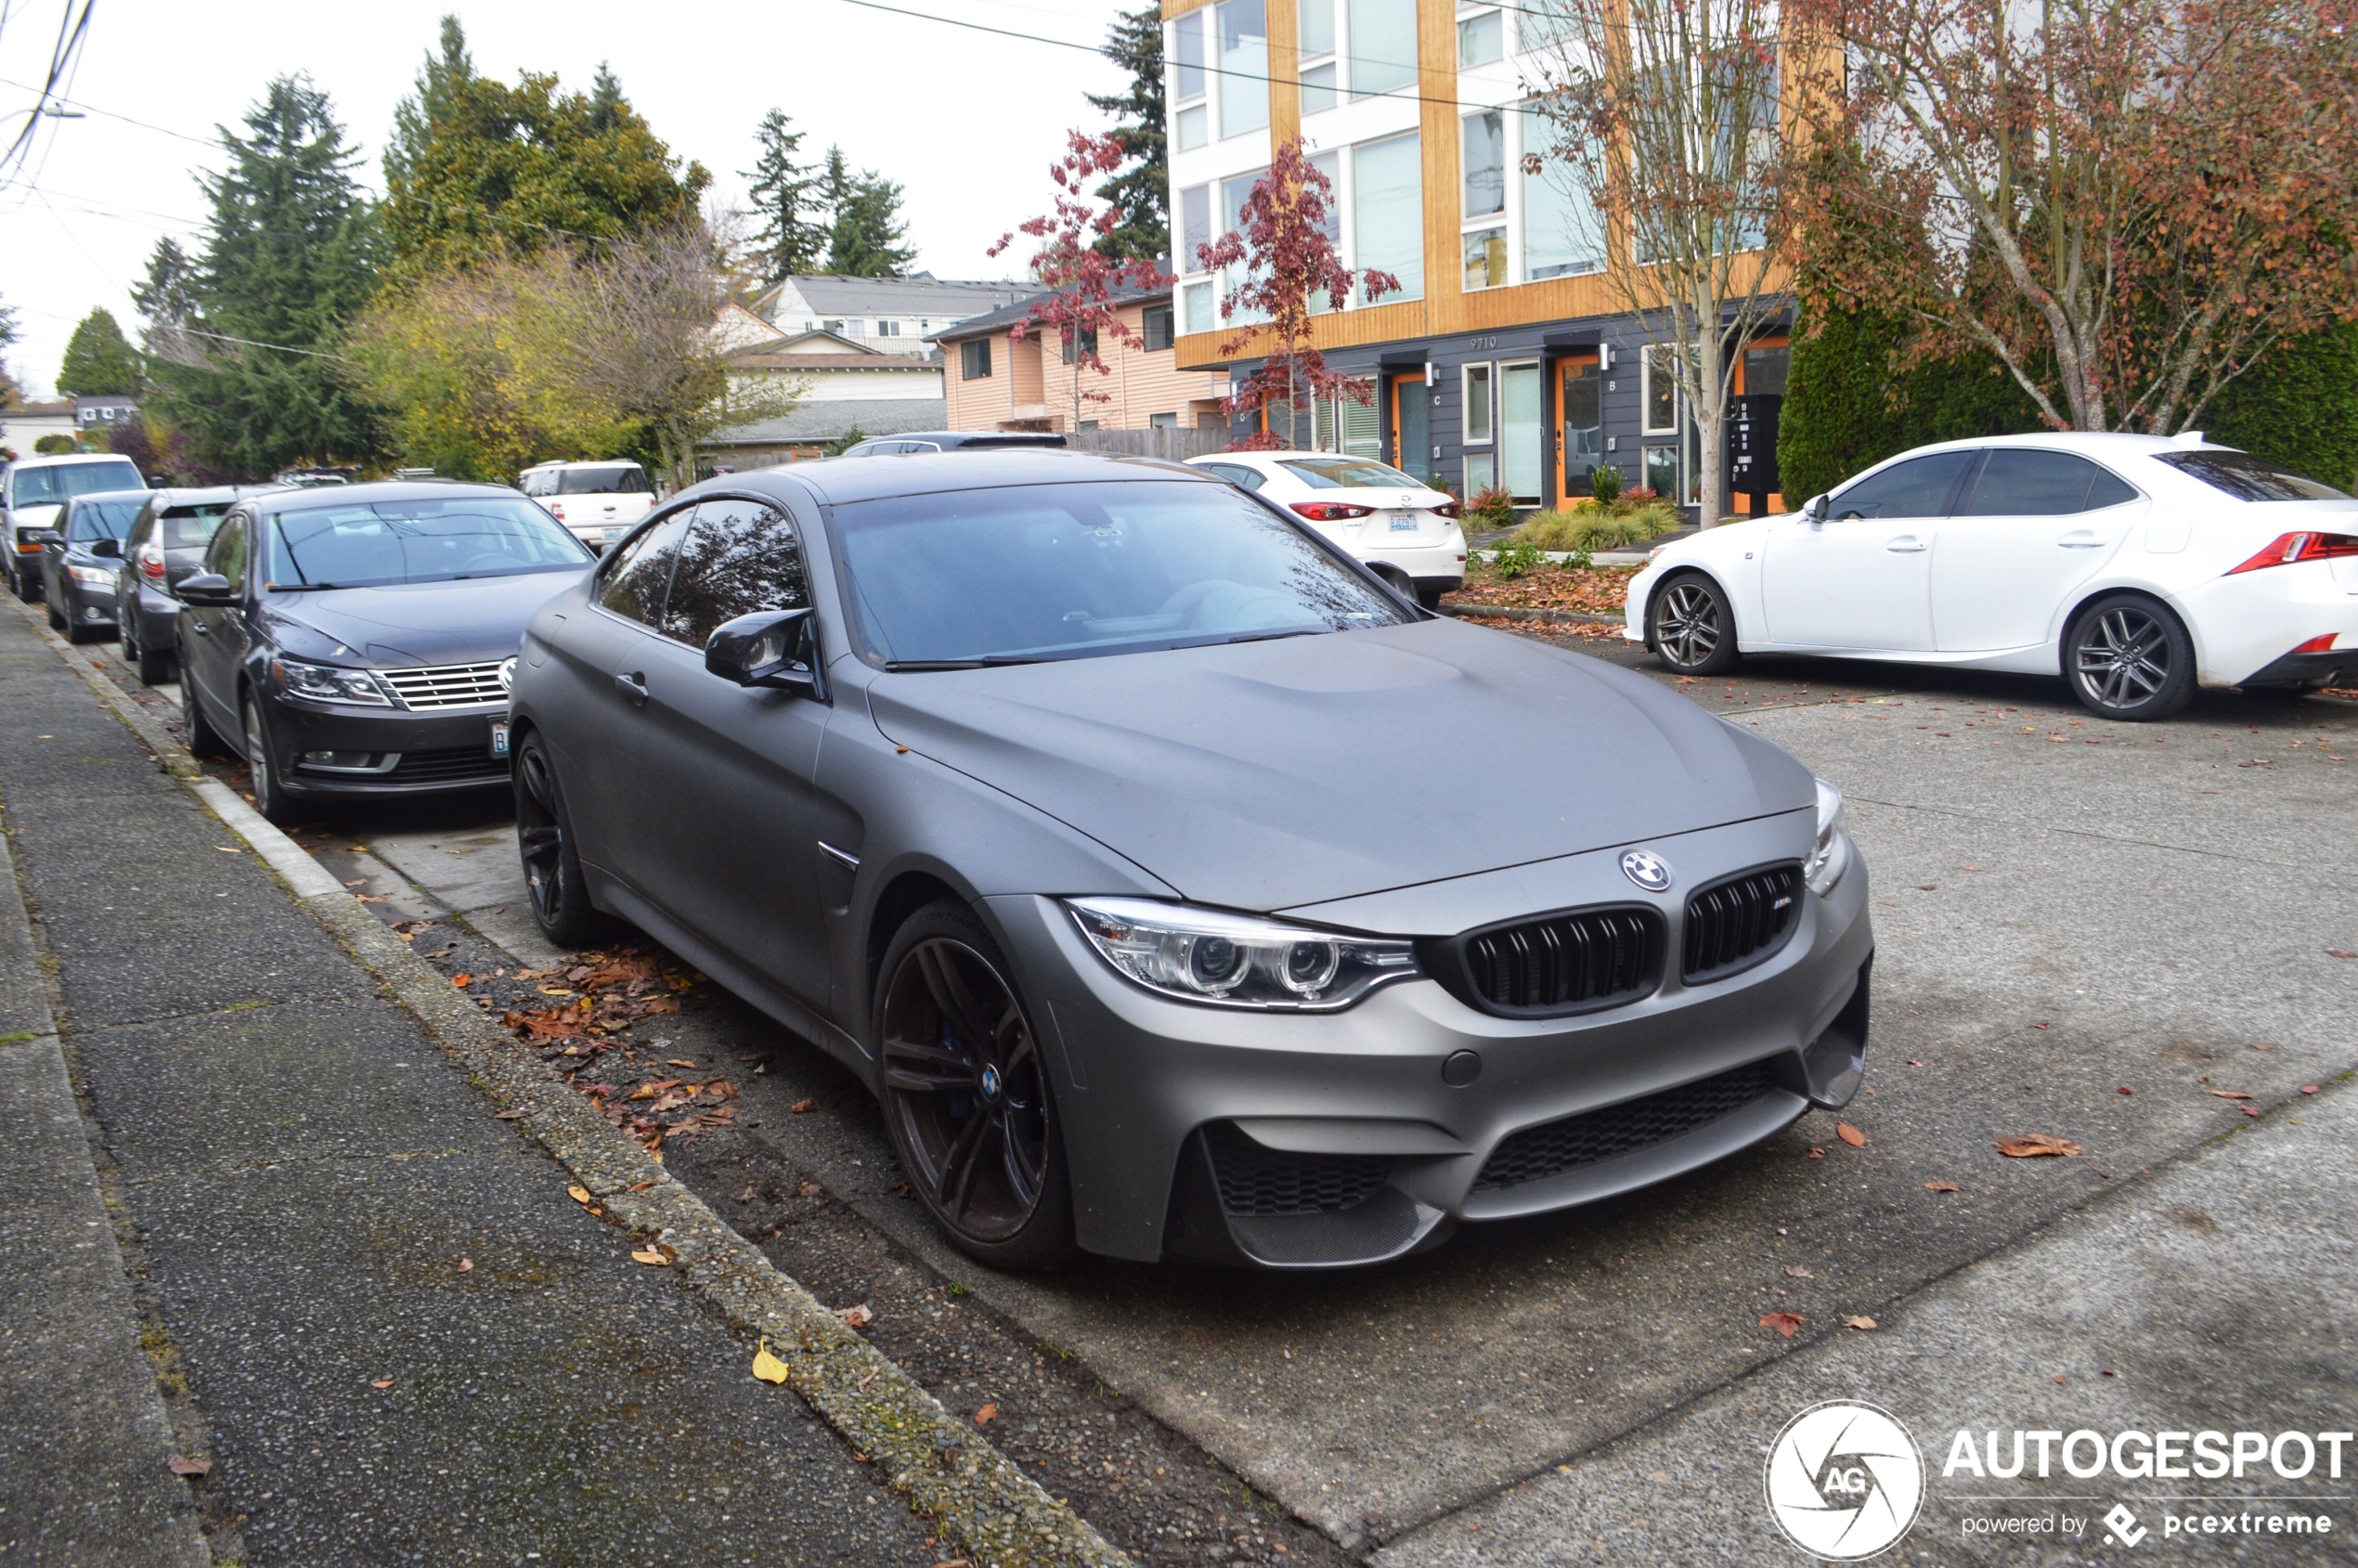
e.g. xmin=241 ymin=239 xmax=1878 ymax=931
xmin=630 ymin=1247 xmax=669 ymax=1265
xmin=2241 ymin=1107 xmax=2262 ymax=1118
xmin=457 ymin=1257 xmax=473 ymax=1273
xmin=370 ymin=1379 xmax=394 ymax=1389
xmin=2205 ymin=1089 xmax=2254 ymax=1100
xmin=1909 ymin=1058 xmax=1927 ymax=1068
xmin=1924 ymin=1180 xmax=1959 ymax=1193
xmin=751 ymin=1339 xmax=791 ymax=1385
xmin=494 ymin=1107 xmax=530 ymax=1120
xmin=2327 ymin=951 xmax=2358 ymax=960
xmin=2054 ymin=1375 xmax=2068 ymax=1385
xmin=627 ymin=1079 xmax=682 ymax=1101
xmin=2031 ymin=1021 xmax=2051 ymax=1030
xmin=1836 ymin=1122 xmax=1866 ymax=1147
xmin=1784 ymin=1264 xmax=1814 ymax=1278
xmin=567 ymin=1186 xmax=592 ymax=1204
xmin=791 ymin=1098 xmax=818 ymax=1114
xmin=667 ymin=1058 xmax=697 ymax=1068
xmin=355 ymin=893 xmax=388 ymax=904
xmin=1842 ymin=1315 xmax=1877 ymax=1331
xmin=213 ymin=846 xmax=239 ymax=854
xmin=797 ymin=1181 xmax=823 ymax=1197
xmin=2250 ymin=1043 xmax=2276 ymax=1051
xmin=836 ymin=1302 xmax=875 ymax=1328
xmin=343 ymin=878 xmax=366 ymax=887
xmin=735 ymin=1186 xmax=757 ymax=1204
xmin=2301 ymin=1084 xmax=2320 ymax=1094
xmin=1996 ymin=1134 xmax=2082 ymax=1158
xmin=167 ymin=1455 xmax=212 ymax=1476
xmin=2117 ymin=1086 xmax=2133 ymax=1095
xmin=626 ymin=1179 xmax=654 ymax=1193
xmin=1807 ymin=1147 xmax=1825 ymax=1159
xmin=1760 ymin=1312 xmax=1805 ymax=1338
xmin=974 ymin=1402 xmax=998 ymax=1426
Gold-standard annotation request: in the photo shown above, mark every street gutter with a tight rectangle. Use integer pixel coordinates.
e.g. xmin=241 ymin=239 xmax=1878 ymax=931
xmin=8 ymin=599 xmax=1130 ymax=1568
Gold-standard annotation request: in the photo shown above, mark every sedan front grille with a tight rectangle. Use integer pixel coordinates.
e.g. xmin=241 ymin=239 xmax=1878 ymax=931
xmin=378 ymin=661 xmax=508 ymax=709
xmin=387 ymin=746 xmax=512 ymax=785
xmin=1454 ymin=907 xmax=1664 ymax=1016
xmin=1681 ymin=863 xmax=1803 ymax=984
xmin=1472 ymin=1060 xmax=1781 ymax=1191
xmin=1203 ymin=1123 xmax=1393 ymax=1215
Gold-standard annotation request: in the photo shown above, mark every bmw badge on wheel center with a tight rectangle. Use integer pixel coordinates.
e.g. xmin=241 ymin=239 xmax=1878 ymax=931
xmin=508 ymin=453 xmax=1873 ymax=1269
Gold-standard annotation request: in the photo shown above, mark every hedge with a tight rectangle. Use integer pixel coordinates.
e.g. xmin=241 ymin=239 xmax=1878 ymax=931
xmin=2200 ymin=325 xmax=2358 ymax=492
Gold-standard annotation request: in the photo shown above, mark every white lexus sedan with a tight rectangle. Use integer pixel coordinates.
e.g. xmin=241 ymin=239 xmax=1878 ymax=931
xmin=1189 ymin=451 xmax=1467 ymax=607
xmin=1625 ymin=434 xmax=2358 ymax=719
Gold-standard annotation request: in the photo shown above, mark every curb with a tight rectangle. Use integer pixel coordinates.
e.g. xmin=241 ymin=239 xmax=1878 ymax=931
xmin=1437 ymin=603 xmax=1627 ymax=629
xmin=7 ymin=597 xmax=1130 ymax=1568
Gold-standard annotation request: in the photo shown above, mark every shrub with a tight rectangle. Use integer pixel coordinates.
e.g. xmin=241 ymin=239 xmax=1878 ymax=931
xmin=1512 ymin=499 xmax=1681 ymax=553
xmin=1490 ymin=538 xmax=1546 ymax=578
xmin=1589 ymin=462 xmax=1624 ymax=505
xmin=1463 ymin=485 xmax=1518 ymax=531
xmin=2204 ymin=325 xmax=2358 ymax=492
xmin=32 ymin=434 xmax=77 ymax=456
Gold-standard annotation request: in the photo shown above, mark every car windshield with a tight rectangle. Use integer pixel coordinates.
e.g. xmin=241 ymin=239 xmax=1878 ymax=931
xmin=10 ymin=460 xmax=143 ymax=506
xmin=2153 ymin=449 xmax=2349 ymax=502
xmin=832 ymin=479 xmax=1411 ymax=666
xmin=68 ymin=498 xmax=143 ymax=541
xmin=161 ymin=503 xmax=232 ymax=550
xmin=1279 ymin=458 xmax=1425 ymax=490
xmin=264 ymin=496 xmax=591 ymax=589
xmin=558 ymin=465 xmax=651 ymax=495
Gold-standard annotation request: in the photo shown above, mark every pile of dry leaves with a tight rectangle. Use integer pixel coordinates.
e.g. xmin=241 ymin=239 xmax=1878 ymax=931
xmin=495 ymin=950 xmax=736 ymax=1155
xmin=1444 ymin=563 xmax=1638 ymax=616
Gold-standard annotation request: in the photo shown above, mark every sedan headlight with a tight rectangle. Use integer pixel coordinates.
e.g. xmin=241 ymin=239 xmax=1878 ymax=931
xmin=67 ymin=564 xmax=115 ymax=585
xmin=274 ymin=657 xmax=394 ymax=707
xmin=1066 ymin=898 xmax=1420 ymax=1010
xmin=1806 ymin=777 xmax=1851 ymax=896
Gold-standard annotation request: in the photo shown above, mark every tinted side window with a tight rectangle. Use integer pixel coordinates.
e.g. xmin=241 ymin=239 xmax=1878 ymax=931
xmin=595 ymin=510 xmax=693 ymax=628
xmin=1206 ymin=463 xmax=1265 ymax=491
xmin=659 ymin=499 xmax=810 ymax=648
xmin=207 ymin=516 xmax=251 ymax=590
xmin=1957 ymin=450 xmax=2137 ymax=516
xmin=1833 ymin=450 xmax=1978 ymax=520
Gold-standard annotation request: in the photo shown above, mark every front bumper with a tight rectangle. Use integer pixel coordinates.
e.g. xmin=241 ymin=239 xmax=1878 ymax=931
xmin=262 ymin=694 xmax=513 ymax=799
xmin=56 ymin=570 xmax=119 ymax=628
xmin=984 ymin=810 xmax=1873 ymax=1267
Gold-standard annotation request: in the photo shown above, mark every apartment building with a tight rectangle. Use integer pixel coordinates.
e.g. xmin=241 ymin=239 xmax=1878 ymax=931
xmin=935 ymin=284 xmax=1231 ymax=433
xmin=744 ymin=275 xmax=1033 ymax=356
xmin=1162 ymin=0 xmax=1789 ymax=514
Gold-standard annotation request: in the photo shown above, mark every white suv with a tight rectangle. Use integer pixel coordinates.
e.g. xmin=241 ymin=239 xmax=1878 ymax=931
xmin=518 ymin=460 xmax=656 ymax=551
xmin=3 ymin=452 xmax=149 ymax=601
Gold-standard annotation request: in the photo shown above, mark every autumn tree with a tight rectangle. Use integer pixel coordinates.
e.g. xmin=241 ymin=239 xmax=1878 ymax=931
xmin=1196 ymin=138 xmax=1396 ymax=448
xmin=991 ymin=131 xmax=1171 ymax=431
xmin=744 ymin=109 xmax=827 ymax=281
xmin=57 ymin=307 xmax=142 ymax=395
xmin=1086 ymin=6 xmax=1169 ymax=262
xmin=1788 ymin=0 xmax=2358 ymax=434
xmin=1528 ymin=0 xmax=1790 ymax=523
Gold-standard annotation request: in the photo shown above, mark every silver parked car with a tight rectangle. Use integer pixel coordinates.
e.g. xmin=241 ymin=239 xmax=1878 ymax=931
xmin=508 ymin=453 xmax=1873 ymax=1270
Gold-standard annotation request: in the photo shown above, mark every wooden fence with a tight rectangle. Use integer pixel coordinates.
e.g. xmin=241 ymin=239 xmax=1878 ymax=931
xmin=1069 ymin=426 xmax=1234 ymax=461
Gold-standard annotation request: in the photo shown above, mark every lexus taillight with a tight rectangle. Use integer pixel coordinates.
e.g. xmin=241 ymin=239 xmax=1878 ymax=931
xmin=1290 ymin=501 xmax=1374 ymax=522
xmin=1432 ymin=501 xmax=1462 ymax=520
xmin=137 ymin=541 xmax=165 ymax=580
xmin=2225 ymin=531 xmax=2358 ymax=575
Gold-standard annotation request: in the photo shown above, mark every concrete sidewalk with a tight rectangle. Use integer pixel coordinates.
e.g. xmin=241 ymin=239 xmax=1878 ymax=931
xmin=0 ymin=611 xmax=938 ymax=1562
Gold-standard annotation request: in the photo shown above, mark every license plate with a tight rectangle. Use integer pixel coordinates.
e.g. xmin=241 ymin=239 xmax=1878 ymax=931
xmin=489 ymin=719 xmax=511 ymax=759
xmin=1389 ymin=513 xmax=1419 ymax=532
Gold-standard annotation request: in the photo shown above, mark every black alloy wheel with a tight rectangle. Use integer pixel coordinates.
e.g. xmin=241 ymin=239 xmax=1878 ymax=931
xmin=2065 ymin=593 xmax=2195 ymax=720
xmin=1650 ymin=572 xmax=1740 ymax=676
xmin=875 ymin=901 xmax=1073 ymax=1267
xmin=514 ymin=732 xmax=606 ymax=947
xmin=123 ymin=616 xmax=172 ymax=686
xmin=181 ymin=668 xmax=233 ymax=759
xmin=241 ymin=695 xmax=300 ymax=825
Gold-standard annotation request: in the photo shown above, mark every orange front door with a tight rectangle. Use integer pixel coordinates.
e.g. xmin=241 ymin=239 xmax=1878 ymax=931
xmin=1555 ymin=356 xmax=1602 ymax=509
xmin=1391 ymin=372 xmax=1430 ymax=484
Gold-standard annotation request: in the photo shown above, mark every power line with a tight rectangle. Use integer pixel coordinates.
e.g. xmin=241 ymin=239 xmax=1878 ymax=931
xmin=0 ymin=71 xmax=216 ymax=149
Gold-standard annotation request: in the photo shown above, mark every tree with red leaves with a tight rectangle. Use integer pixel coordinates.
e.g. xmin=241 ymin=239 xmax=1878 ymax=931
xmin=1196 ymin=138 xmax=1398 ymax=449
xmin=991 ymin=131 xmax=1172 ymax=432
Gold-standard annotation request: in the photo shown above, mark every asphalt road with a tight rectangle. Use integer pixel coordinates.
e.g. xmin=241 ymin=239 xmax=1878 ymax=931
xmin=118 ymin=629 xmax=2358 ymax=1563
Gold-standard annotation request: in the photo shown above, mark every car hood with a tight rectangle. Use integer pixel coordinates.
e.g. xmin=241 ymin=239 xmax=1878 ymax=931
xmin=863 ymin=618 xmax=1814 ymax=913
xmin=261 ymin=570 xmax=589 ymax=667
xmin=9 ymin=503 xmax=61 ymax=535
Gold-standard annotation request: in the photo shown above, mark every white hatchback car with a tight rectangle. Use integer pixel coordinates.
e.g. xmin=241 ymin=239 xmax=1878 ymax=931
xmin=518 ymin=460 xmax=657 ymax=551
xmin=1626 ymin=434 xmax=2358 ymax=719
xmin=1188 ymin=451 xmax=1467 ymax=606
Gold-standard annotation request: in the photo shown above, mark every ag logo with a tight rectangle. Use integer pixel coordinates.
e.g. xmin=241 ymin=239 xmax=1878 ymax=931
xmin=1764 ymin=1401 xmax=1924 ymax=1560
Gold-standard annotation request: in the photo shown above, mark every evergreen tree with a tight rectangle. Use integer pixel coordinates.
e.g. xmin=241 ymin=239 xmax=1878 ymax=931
xmin=743 ymin=110 xmax=826 ymax=282
xmin=384 ymin=14 xmax=473 ymax=189
xmin=1086 ymin=6 xmax=1168 ymax=263
xmin=587 ymin=62 xmax=626 ymax=134
xmin=131 ymin=238 xmax=198 ymax=330
xmin=147 ymin=75 xmax=383 ymax=478
xmin=56 ymin=308 xmax=142 ymax=395
xmin=816 ymin=147 xmax=914 ymax=277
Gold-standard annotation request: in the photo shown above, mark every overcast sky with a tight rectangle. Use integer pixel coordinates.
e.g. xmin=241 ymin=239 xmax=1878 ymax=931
xmin=0 ymin=0 xmax=1131 ymax=399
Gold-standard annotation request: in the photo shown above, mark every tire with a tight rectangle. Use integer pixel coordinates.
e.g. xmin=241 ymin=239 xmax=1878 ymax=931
xmin=241 ymin=695 xmax=302 ymax=825
xmin=1416 ymin=582 xmax=1446 ymax=610
xmin=12 ymin=562 xmax=38 ymax=603
xmin=123 ymin=617 xmax=172 ymax=685
xmin=2064 ymin=593 xmax=2195 ymax=721
xmin=513 ymin=732 xmax=610 ymax=948
xmin=45 ymin=592 xmax=65 ymax=632
xmin=874 ymin=900 xmax=1075 ymax=1269
xmin=181 ymin=671 xmax=232 ymax=759
xmin=1648 ymin=572 xmax=1741 ymax=676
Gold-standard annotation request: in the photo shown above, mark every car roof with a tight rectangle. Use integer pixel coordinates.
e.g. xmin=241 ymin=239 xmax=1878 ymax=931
xmin=62 ymin=489 xmax=152 ymax=507
xmin=9 ymin=451 xmax=146 ymax=469
xmin=149 ymin=485 xmax=274 ymax=505
xmin=523 ymin=458 xmax=643 ymax=469
xmin=259 ymin=478 xmax=528 ymax=512
xmin=869 ymin=431 xmax=1068 ymax=448
xmin=722 ymin=449 xmax=1213 ymax=508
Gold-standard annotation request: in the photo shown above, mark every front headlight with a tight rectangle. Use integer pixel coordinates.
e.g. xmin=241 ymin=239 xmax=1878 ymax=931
xmin=1066 ymin=898 xmax=1421 ymax=1010
xmin=67 ymin=564 xmax=115 ymax=585
xmin=274 ymin=657 xmax=394 ymax=707
xmin=1806 ymin=778 xmax=1851 ymax=896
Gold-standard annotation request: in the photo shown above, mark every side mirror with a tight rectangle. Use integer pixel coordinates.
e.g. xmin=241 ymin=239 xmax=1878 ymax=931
xmin=1802 ymin=494 xmax=1829 ymax=524
xmin=87 ymin=538 xmax=122 ymax=559
xmin=26 ymin=528 xmax=61 ymax=548
xmin=706 ymin=607 xmax=828 ymax=701
xmin=175 ymin=573 xmax=236 ymax=606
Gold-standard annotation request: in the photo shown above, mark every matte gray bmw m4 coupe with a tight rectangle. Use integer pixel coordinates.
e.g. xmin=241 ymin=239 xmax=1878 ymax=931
xmin=509 ymin=453 xmax=1873 ymax=1270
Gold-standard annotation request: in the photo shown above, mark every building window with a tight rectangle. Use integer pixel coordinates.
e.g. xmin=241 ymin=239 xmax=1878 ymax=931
xmin=1518 ymin=0 xmax=1576 ymax=52
xmin=1217 ymin=0 xmax=1269 ymax=137
xmin=961 ymin=338 xmax=992 ymax=380
xmin=876 ymin=319 xmax=900 ymax=337
xmin=1744 ymin=343 xmax=1791 ymax=395
xmin=1462 ymin=227 xmax=1507 ymax=290
xmin=1462 ymin=362 xmax=1494 ymax=444
xmin=1354 ymin=132 xmax=1423 ymax=301
xmin=1347 ymin=0 xmax=1417 ymax=97
xmin=1180 ymin=184 xmax=1211 ymax=269
xmin=1463 ymin=450 xmax=1496 ymax=492
xmin=1642 ymin=345 xmax=1678 ymax=434
xmin=1222 ymin=168 xmax=1272 ymax=325
xmin=1174 ymin=12 xmax=1208 ymax=148
xmin=1177 ymin=104 xmax=1209 ymax=151
xmin=1458 ymin=7 xmax=1502 ymax=67
xmin=1301 ymin=61 xmax=1338 ymax=114
xmin=1183 ymin=280 xmax=1215 ymax=333
xmin=1520 ymin=104 xmax=1603 ymax=281
xmin=1142 ymin=304 xmax=1175 ymax=351
xmin=1060 ymin=326 xmax=1100 ymax=364
xmin=1150 ymin=411 xmax=1180 ymax=429
xmin=1499 ymin=362 xmax=1543 ymax=499
xmin=823 ymin=319 xmax=844 ymax=333
xmin=1644 ymin=443 xmax=1680 ymax=501
xmin=1463 ymin=110 xmax=1504 ymax=218
xmin=1301 ymin=0 xmax=1338 ymax=113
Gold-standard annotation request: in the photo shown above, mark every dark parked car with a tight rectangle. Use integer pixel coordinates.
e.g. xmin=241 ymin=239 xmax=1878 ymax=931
xmin=175 ymin=480 xmax=596 ymax=823
xmin=838 ymin=431 xmax=1067 ymax=457
xmin=114 ymin=486 xmax=267 ymax=685
xmin=507 ymin=453 xmax=1873 ymax=1271
xmin=35 ymin=490 xmax=147 ymax=641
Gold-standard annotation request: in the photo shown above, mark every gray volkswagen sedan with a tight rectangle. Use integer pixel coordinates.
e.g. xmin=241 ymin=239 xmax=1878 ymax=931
xmin=509 ymin=453 xmax=1872 ymax=1270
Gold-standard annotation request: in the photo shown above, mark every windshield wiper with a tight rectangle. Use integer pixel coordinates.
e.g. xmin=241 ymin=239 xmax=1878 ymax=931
xmin=267 ymin=580 xmax=358 ymax=591
xmin=1224 ymin=628 xmax=1325 ymax=645
xmin=883 ymin=654 xmax=1043 ymax=671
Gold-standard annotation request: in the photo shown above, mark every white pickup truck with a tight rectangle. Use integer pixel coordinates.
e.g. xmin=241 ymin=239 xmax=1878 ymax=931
xmin=518 ymin=460 xmax=657 ymax=551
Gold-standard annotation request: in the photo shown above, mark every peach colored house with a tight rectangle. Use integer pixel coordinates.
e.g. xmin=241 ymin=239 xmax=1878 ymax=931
xmin=935 ymin=287 xmax=1232 ymax=433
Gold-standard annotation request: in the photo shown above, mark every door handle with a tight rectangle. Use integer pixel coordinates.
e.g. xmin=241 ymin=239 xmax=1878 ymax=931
xmin=1885 ymin=536 xmax=1926 ymax=552
xmin=615 ymin=670 xmax=649 ymax=706
xmin=2056 ymin=531 xmax=2103 ymax=548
